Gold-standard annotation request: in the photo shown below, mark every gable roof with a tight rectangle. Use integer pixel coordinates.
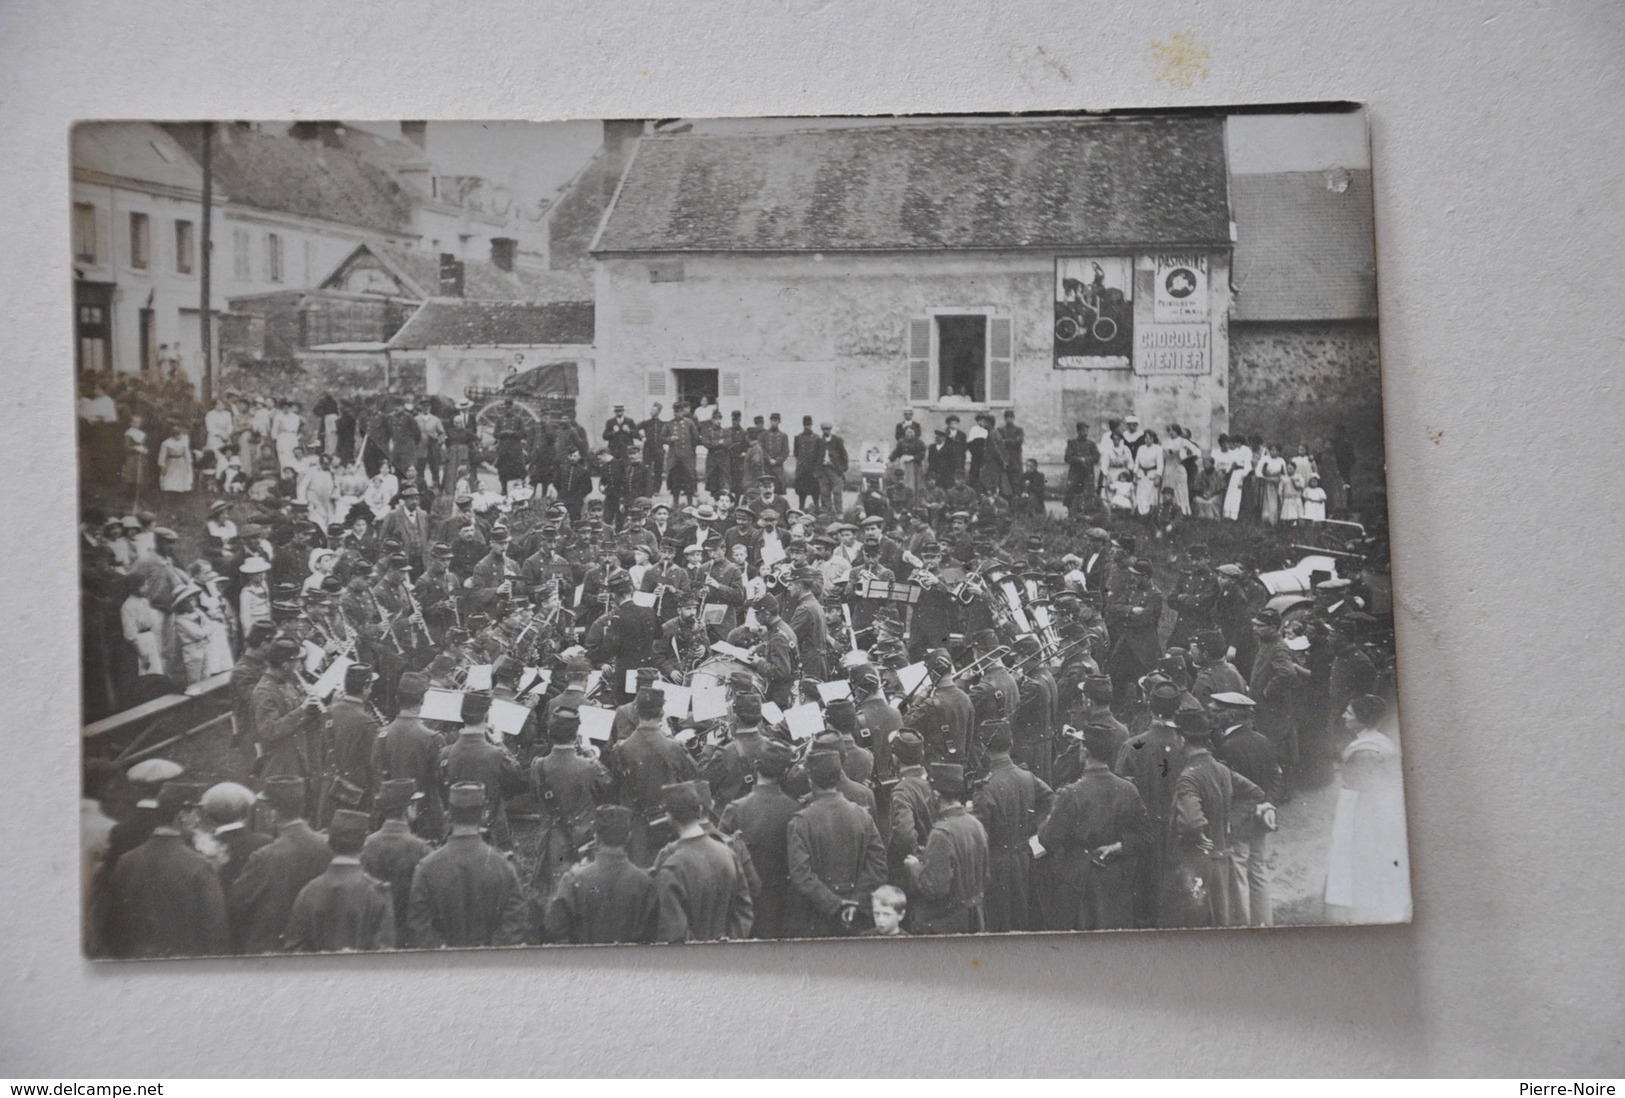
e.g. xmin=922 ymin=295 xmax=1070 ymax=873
xmin=1231 ymin=170 xmax=1377 ymax=321
xmin=319 ymin=241 xmax=589 ymax=304
xmin=73 ymin=122 xmax=205 ymax=195
xmin=593 ymin=117 xmax=1230 ymax=254
xmin=387 ymin=300 xmax=595 ymax=349
xmin=163 ymin=124 xmax=417 ymax=235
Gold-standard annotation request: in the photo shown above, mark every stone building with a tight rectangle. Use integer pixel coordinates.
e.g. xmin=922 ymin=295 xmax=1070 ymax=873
xmin=587 ymin=116 xmax=1235 ymax=476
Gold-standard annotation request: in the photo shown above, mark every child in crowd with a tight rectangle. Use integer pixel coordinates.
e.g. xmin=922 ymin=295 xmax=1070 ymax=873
xmin=864 ymin=885 xmax=909 ymax=937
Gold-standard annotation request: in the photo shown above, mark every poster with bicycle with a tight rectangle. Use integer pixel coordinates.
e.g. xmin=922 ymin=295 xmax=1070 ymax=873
xmin=1054 ymin=256 xmax=1133 ymax=368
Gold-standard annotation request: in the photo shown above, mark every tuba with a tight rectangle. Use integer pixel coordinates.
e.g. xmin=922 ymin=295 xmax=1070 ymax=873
xmin=982 ymin=564 xmax=1035 ymax=637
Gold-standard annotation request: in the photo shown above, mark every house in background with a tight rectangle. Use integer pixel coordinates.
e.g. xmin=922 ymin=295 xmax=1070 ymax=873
xmin=387 ymin=299 xmax=596 ymax=413
xmin=71 ymin=122 xmax=226 ymax=378
xmin=1226 ymin=165 xmax=1381 ymax=469
xmin=587 ymin=116 xmax=1236 ymax=473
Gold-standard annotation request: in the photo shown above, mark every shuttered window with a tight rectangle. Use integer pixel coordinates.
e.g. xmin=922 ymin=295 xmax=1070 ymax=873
xmin=988 ymin=316 xmax=1013 ymax=402
xmin=645 ymin=369 xmax=669 ymax=398
xmin=908 ymin=318 xmax=932 ymax=403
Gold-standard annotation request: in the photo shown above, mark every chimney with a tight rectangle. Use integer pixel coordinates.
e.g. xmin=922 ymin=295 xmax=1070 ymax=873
xmin=401 ymin=121 xmax=427 ymax=150
xmin=438 ymin=252 xmax=465 ymax=297
xmin=490 ymin=237 xmax=516 ymax=273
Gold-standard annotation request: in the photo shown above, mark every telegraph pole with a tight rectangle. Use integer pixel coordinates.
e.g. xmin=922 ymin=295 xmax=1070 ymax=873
xmin=198 ymin=121 xmax=213 ymax=404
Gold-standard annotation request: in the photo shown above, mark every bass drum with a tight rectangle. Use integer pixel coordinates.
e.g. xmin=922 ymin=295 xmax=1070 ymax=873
xmin=687 ymin=655 xmax=763 ymax=697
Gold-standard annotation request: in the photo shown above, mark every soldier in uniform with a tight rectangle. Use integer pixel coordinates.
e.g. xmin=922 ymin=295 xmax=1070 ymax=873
xmin=251 ymin=637 xmax=323 ymax=784
xmin=372 ymin=671 xmax=446 ymax=841
xmin=1113 ymin=681 xmax=1187 ymax=929
xmin=650 ymin=781 xmax=754 ymax=942
xmin=1010 ymin=634 xmax=1057 ymax=784
xmin=909 ymin=648 xmax=975 ymax=768
xmin=905 ymin=763 xmax=989 ymax=934
xmin=284 ymin=809 xmax=395 ymax=952
xmin=439 ymin=690 xmax=523 ymax=849
xmin=885 ymin=731 xmax=936 ymax=890
xmin=1210 ymin=692 xmax=1282 ymax=927
xmin=1167 ymin=710 xmax=1274 ymax=928
xmin=611 ymin=688 xmax=700 ymax=867
xmin=318 ymin=664 xmax=380 ymax=827
xmin=1248 ymin=608 xmax=1311 ymax=780
xmin=542 ymin=805 xmax=659 ymax=945
xmin=102 ymin=781 xmax=230 ymax=959
xmin=850 ymin=664 xmax=902 ymax=781
xmin=822 ymin=698 xmax=875 ymax=784
xmin=718 ymin=742 xmax=799 ymax=939
xmin=1106 ymin=558 xmax=1165 ymax=702
xmin=406 ymin=782 xmax=528 ymax=948
xmin=1037 ymin=723 xmax=1151 ymax=931
xmin=785 ymin=750 xmax=888 ymax=937
xmin=230 ymin=777 xmax=333 ymax=954
xmin=361 ymin=779 xmax=433 ymax=934
xmin=701 ymin=691 xmax=774 ymax=810
xmin=973 ymin=722 xmax=1054 ymax=933
xmin=228 ymin=621 xmax=275 ymax=749
xmin=529 ymin=707 xmax=613 ymax=901
xmin=1191 ymin=630 xmax=1249 ymax=707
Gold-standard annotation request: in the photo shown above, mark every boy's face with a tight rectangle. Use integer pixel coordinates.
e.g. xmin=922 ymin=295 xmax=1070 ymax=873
xmin=872 ymin=900 xmax=903 ymax=935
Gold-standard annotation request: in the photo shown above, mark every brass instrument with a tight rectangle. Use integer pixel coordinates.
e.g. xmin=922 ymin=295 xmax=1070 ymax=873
xmin=957 ymin=643 xmax=1013 ymax=684
xmin=982 ymin=565 xmax=1035 ymax=637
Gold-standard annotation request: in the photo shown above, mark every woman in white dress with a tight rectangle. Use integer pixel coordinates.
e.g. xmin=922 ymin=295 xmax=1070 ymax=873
xmin=1097 ymin=429 xmax=1132 ymax=505
xmin=303 ymin=453 xmax=338 ymax=533
xmin=363 ymin=461 xmax=400 ymax=521
xmin=1133 ymin=429 xmax=1164 ymax=515
xmin=189 ymin=562 xmax=237 ymax=674
xmin=204 ymin=400 xmax=235 ymax=457
xmin=271 ymin=400 xmax=303 ymax=474
xmin=1220 ymin=436 xmax=1253 ymax=521
xmin=1162 ymin=426 xmax=1203 ymax=515
xmin=157 ymin=425 xmax=194 ymax=494
xmin=334 ymin=461 xmax=368 ymax=522
xmin=119 ymin=574 xmax=165 ymax=677
xmin=1256 ymin=444 xmax=1286 ymax=526
xmin=1325 ymin=694 xmax=1411 ymax=924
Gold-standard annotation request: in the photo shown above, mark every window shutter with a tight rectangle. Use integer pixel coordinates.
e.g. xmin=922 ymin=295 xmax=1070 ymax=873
xmin=908 ymin=318 xmax=932 ymax=403
xmin=645 ymin=369 xmax=668 ymax=398
xmin=721 ymin=371 xmax=742 ymax=399
xmin=988 ymin=316 xmax=1013 ymax=402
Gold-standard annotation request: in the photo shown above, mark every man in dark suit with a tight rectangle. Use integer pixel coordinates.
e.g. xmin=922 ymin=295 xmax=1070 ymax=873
xmin=229 ymin=776 xmax=333 ymax=954
xmin=785 ymin=569 xmax=829 ymax=682
xmin=377 ymin=485 xmax=432 ymax=572
xmin=284 ymin=809 xmax=395 ymax=952
xmin=941 ymin=414 xmax=968 ymax=482
xmin=542 ymin=805 xmax=659 ymax=944
xmin=792 ymin=415 xmax=823 ymax=512
xmin=651 ymin=780 xmax=754 ymax=942
xmin=973 ymin=723 xmax=1054 ymax=933
xmin=815 ymin=421 xmax=849 ymax=514
xmin=361 ymin=779 xmax=434 ymax=932
xmin=761 ymin=412 xmax=790 ymax=492
xmin=603 ymin=402 xmax=638 ymax=457
xmin=905 ymin=763 xmax=989 ymax=934
xmin=371 ymin=672 xmax=446 ymax=840
xmin=1106 ymin=559 xmax=1165 ymax=699
xmin=785 ymin=750 xmax=888 ymax=937
xmin=102 ymin=782 xmax=230 ymax=958
xmin=591 ymin=571 xmax=659 ymax=704
xmin=718 ymin=743 xmax=800 ymax=939
xmin=406 ymin=782 xmax=529 ymax=947
xmin=638 ymin=403 xmax=666 ymax=496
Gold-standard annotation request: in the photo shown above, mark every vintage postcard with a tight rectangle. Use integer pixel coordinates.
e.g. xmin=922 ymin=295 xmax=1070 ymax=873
xmin=74 ymin=106 xmax=1408 ymax=957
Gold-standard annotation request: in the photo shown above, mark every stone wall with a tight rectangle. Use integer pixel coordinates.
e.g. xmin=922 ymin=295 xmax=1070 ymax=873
xmin=1229 ymin=319 xmax=1386 ymax=487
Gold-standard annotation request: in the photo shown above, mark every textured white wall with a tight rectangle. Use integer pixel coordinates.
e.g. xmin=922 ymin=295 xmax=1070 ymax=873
xmin=2 ymin=0 xmax=1621 ymax=1078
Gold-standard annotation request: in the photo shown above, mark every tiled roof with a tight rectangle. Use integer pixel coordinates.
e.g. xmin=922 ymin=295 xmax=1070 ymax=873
xmin=593 ymin=117 xmax=1230 ymax=254
xmin=164 ymin=123 xmax=417 ymax=234
xmin=387 ymin=300 xmax=595 ymax=349
xmin=73 ymin=122 xmax=204 ymax=193
xmin=321 ymin=242 xmax=590 ymax=304
xmin=1231 ymin=170 xmax=1377 ymax=321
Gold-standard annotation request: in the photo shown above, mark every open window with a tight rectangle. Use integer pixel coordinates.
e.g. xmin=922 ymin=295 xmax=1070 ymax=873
xmin=907 ymin=311 xmax=1013 ymax=406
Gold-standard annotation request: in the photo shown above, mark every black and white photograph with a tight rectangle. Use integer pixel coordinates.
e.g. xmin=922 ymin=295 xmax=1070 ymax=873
xmin=73 ymin=105 xmax=1411 ymax=958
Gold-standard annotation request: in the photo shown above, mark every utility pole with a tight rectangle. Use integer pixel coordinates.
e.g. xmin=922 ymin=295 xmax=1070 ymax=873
xmin=199 ymin=121 xmax=213 ymax=405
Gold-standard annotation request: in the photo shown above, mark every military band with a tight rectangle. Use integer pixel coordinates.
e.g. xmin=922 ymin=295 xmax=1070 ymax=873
xmin=84 ymin=417 xmax=1395 ymax=954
